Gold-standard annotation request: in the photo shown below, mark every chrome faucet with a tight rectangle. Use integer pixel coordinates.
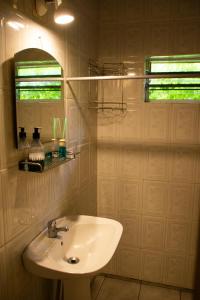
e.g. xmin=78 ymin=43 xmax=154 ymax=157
xmin=47 ymin=219 xmax=69 ymax=238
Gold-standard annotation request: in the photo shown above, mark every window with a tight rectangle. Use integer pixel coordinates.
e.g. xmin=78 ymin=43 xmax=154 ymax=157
xmin=15 ymin=60 xmax=63 ymax=101
xmin=145 ymin=54 xmax=200 ymax=102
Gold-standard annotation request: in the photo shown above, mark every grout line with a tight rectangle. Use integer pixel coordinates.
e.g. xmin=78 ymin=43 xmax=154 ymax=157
xmin=138 ymin=281 xmax=142 ymax=300
xmin=94 ymin=275 xmax=106 ymax=300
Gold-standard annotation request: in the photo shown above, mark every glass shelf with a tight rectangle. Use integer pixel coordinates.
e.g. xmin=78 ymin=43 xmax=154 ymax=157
xmin=18 ymin=153 xmax=78 ymax=173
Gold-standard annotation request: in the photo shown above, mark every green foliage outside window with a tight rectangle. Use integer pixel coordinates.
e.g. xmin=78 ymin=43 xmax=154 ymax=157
xmin=15 ymin=60 xmax=63 ymax=101
xmin=145 ymin=55 xmax=200 ymax=101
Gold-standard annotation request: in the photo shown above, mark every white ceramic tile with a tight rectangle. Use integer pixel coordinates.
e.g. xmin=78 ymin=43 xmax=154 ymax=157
xmin=119 ymin=108 xmax=143 ymax=142
xmin=140 ymin=284 xmax=180 ymax=300
xmin=97 ymin=277 xmax=140 ymax=300
xmin=80 ymin=144 xmax=90 ymax=187
xmin=117 ymin=248 xmax=141 ymax=278
xmin=164 ymin=254 xmax=187 ymax=287
xmin=98 ymin=177 xmax=117 ymax=216
xmin=0 ymin=246 xmax=7 ymax=300
xmin=171 ymin=104 xmax=199 ymax=144
xmin=124 ymin=24 xmax=144 ymax=56
xmin=118 ymin=180 xmax=142 ymax=216
xmin=181 ymin=292 xmax=194 ymax=300
xmin=167 ymin=183 xmax=194 ymax=220
xmin=144 ymin=148 xmax=171 ymax=181
xmin=97 ymin=145 xmax=118 ymax=177
xmin=141 ymin=216 xmax=165 ymax=251
xmin=120 ymin=216 xmax=141 ymax=248
xmin=120 ymin=147 xmax=144 ymax=179
xmin=141 ymin=250 xmax=164 ymax=283
xmin=185 ymin=256 xmax=196 ymax=289
xmin=0 ymin=172 xmax=4 ymax=246
xmin=142 ymin=180 xmax=168 ymax=217
xmin=165 ymin=220 xmax=190 ymax=254
xmin=99 ymin=24 xmax=121 ymax=59
xmin=170 ymin=151 xmax=197 ymax=184
xmin=144 ymin=104 xmax=171 ymax=143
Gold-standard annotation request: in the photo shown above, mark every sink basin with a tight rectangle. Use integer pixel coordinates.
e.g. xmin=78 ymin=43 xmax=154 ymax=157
xmin=23 ymin=215 xmax=123 ymax=300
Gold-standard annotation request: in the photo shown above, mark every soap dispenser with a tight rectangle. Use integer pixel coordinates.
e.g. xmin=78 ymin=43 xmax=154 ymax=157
xmin=18 ymin=127 xmax=30 ymax=171
xmin=29 ymin=127 xmax=45 ymax=171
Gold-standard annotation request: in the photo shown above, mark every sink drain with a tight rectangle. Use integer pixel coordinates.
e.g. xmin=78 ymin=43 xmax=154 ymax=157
xmin=66 ymin=257 xmax=80 ymax=264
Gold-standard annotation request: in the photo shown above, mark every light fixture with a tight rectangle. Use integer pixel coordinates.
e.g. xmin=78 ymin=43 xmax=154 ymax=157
xmin=35 ymin=0 xmax=75 ymax=25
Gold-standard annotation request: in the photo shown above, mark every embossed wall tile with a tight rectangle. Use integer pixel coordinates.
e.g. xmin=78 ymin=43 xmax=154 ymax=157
xmin=193 ymin=184 xmax=200 ymax=220
xmin=98 ymin=177 xmax=117 ymax=216
xmin=144 ymin=104 xmax=171 ymax=143
xmin=68 ymin=99 xmax=80 ymax=145
xmin=165 ymin=220 xmax=190 ymax=254
xmin=117 ymin=248 xmax=141 ymax=279
xmin=0 ymin=246 xmax=7 ymax=300
xmin=189 ymin=222 xmax=199 ymax=256
xmin=141 ymin=216 xmax=165 ymax=251
xmin=118 ymin=180 xmax=142 ymax=216
xmin=98 ymin=144 xmax=118 ymax=176
xmin=121 ymin=0 xmax=146 ymax=22
xmin=170 ymin=151 xmax=197 ymax=183
xmin=167 ymin=183 xmax=194 ymax=220
xmin=163 ymin=254 xmax=187 ymax=287
xmin=120 ymin=147 xmax=144 ymax=179
xmin=119 ymin=216 xmax=141 ymax=248
xmin=0 ymin=172 xmax=4 ymax=247
xmin=80 ymin=144 xmax=90 ymax=187
xmin=142 ymin=180 xmax=168 ymax=217
xmin=98 ymin=116 xmax=119 ymax=142
xmin=2 ymin=169 xmax=32 ymax=242
xmin=119 ymin=108 xmax=143 ymax=142
xmin=144 ymin=148 xmax=171 ymax=181
xmin=99 ymin=24 xmax=121 ymax=59
xmin=123 ymin=24 xmax=145 ymax=56
xmin=171 ymin=104 xmax=199 ymax=144
xmin=141 ymin=250 xmax=164 ymax=283
xmin=140 ymin=284 xmax=180 ymax=300
xmin=100 ymin=0 xmax=119 ymax=23
xmin=185 ymin=256 xmax=196 ymax=289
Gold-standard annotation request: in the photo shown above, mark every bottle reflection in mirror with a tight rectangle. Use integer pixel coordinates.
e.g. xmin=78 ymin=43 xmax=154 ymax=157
xmin=51 ymin=117 xmax=68 ymax=158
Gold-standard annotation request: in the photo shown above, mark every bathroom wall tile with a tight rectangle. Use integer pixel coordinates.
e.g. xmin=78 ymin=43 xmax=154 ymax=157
xmin=144 ymin=104 xmax=171 ymax=143
xmin=120 ymin=0 xmax=146 ymax=23
xmin=181 ymin=292 xmax=194 ymax=300
xmin=123 ymin=24 xmax=145 ymax=57
xmin=165 ymin=220 xmax=190 ymax=254
xmin=79 ymin=105 xmax=91 ymax=143
xmin=141 ymin=216 xmax=165 ymax=251
xmin=118 ymin=180 xmax=142 ymax=217
xmin=167 ymin=183 xmax=194 ymax=220
xmin=163 ymin=254 xmax=187 ymax=287
xmin=100 ymin=0 xmax=120 ymax=23
xmin=185 ymin=256 xmax=196 ymax=289
xmin=141 ymin=250 xmax=164 ymax=283
xmin=98 ymin=144 xmax=118 ymax=177
xmin=2 ymin=168 xmax=33 ymax=242
xmin=68 ymin=99 xmax=80 ymax=145
xmin=119 ymin=107 xmax=143 ymax=142
xmin=5 ymin=228 xmax=38 ymax=300
xmin=189 ymin=222 xmax=199 ymax=256
xmin=140 ymin=284 xmax=180 ymax=300
xmin=0 ymin=89 xmax=6 ymax=170
xmin=0 ymin=246 xmax=8 ymax=300
xmin=170 ymin=150 xmax=197 ymax=184
xmin=98 ymin=115 xmax=119 ymax=142
xmin=80 ymin=144 xmax=90 ymax=187
xmin=117 ymin=247 xmax=141 ymax=278
xmin=171 ymin=104 xmax=199 ymax=144
xmin=144 ymin=148 xmax=171 ymax=181
xmin=119 ymin=216 xmax=141 ymax=248
xmin=142 ymin=180 xmax=168 ymax=217
xmin=0 ymin=172 xmax=5 ymax=247
xmin=99 ymin=24 xmax=121 ymax=59
xmin=97 ymin=177 xmax=117 ymax=217
xmin=0 ymin=17 xmax=5 ymax=90
xmin=120 ymin=147 xmax=144 ymax=180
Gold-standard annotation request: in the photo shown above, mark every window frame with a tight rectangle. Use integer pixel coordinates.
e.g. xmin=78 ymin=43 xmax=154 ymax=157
xmin=145 ymin=54 xmax=200 ymax=103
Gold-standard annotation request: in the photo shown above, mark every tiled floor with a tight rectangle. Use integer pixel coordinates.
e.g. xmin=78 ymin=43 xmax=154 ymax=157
xmin=91 ymin=276 xmax=194 ymax=300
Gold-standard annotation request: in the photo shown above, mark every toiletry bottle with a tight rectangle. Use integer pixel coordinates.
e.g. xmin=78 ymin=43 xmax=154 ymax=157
xmin=29 ymin=127 xmax=45 ymax=171
xmin=18 ymin=127 xmax=30 ymax=171
xmin=59 ymin=139 xmax=66 ymax=158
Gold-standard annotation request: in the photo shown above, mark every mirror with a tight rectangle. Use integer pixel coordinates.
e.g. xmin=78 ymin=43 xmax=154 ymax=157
xmin=14 ymin=48 xmax=65 ymax=148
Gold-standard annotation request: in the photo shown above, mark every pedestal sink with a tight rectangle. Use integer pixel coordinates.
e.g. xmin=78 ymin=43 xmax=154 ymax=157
xmin=23 ymin=215 xmax=123 ymax=300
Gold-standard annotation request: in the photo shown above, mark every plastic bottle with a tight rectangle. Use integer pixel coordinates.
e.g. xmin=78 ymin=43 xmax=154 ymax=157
xmin=18 ymin=127 xmax=30 ymax=171
xmin=29 ymin=128 xmax=45 ymax=171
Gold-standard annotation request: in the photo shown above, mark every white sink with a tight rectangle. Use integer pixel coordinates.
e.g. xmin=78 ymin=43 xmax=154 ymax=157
xmin=23 ymin=215 xmax=123 ymax=300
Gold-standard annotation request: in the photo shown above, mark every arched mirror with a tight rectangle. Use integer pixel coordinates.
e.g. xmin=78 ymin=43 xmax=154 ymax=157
xmin=14 ymin=48 xmax=65 ymax=148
